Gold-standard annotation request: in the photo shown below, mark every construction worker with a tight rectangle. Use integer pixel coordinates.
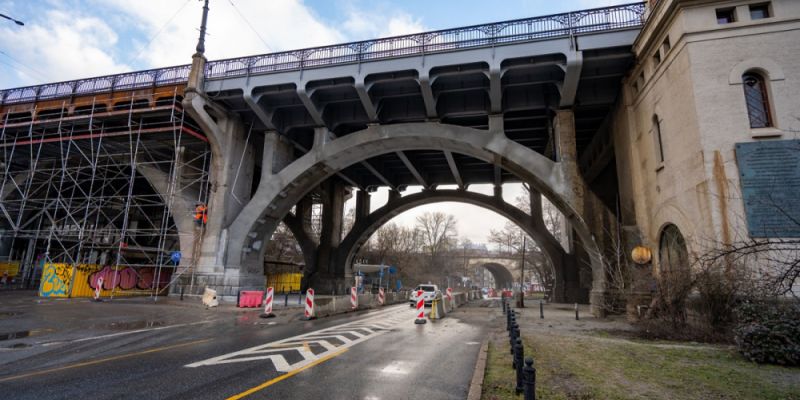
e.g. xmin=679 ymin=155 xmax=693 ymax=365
xmin=194 ymin=203 xmax=208 ymax=225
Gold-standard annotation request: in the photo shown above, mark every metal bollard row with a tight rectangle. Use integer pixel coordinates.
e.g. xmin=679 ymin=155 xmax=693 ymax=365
xmin=505 ymin=300 xmax=536 ymax=399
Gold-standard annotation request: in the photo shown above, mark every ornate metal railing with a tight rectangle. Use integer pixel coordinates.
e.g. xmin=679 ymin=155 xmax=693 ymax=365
xmin=0 ymin=2 xmax=645 ymax=106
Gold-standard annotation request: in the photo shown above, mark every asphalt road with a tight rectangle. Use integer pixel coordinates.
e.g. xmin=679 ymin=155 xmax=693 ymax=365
xmin=0 ymin=297 xmax=489 ymax=399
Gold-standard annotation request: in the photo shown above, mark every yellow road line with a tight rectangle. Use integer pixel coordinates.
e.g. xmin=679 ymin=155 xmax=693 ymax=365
xmin=226 ymin=347 xmax=349 ymax=400
xmin=0 ymin=338 xmax=212 ymax=383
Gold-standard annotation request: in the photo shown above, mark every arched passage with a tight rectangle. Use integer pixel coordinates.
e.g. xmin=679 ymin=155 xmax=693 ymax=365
xmin=226 ymin=123 xmax=604 ymax=308
xmin=336 ymin=189 xmax=565 ymax=289
xmin=481 ymin=262 xmax=514 ymax=289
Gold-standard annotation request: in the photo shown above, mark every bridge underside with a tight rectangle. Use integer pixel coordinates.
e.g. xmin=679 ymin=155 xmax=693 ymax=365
xmin=0 ymin=4 xmax=646 ymax=314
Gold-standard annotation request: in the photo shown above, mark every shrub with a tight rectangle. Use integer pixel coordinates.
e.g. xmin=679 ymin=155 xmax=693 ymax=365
xmin=734 ymin=300 xmax=800 ymax=366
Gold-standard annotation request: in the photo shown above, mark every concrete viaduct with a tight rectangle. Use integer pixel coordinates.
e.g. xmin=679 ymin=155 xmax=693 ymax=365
xmin=0 ymin=3 xmax=647 ymax=314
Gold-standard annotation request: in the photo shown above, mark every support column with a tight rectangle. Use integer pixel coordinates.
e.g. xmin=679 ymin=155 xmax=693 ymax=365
xmin=309 ymin=180 xmax=346 ymax=294
xmin=355 ymin=190 xmax=371 ymax=223
xmin=387 ymin=189 xmax=401 ymax=203
xmin=553 ymin=109 xmax=586 ymax=304
xmin=554 ymin=109 xmax=584 ymax=217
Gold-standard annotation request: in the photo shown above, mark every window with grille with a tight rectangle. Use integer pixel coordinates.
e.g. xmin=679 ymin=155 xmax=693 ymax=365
xmin=742 ymin=73 xmax=772 ymax=128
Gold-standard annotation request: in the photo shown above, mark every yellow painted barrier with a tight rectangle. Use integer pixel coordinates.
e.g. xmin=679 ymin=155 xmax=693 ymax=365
xmin=0 ymin=261 xmax=20 ymax=278
xmin=266 ymin=273 xmax=302 ymax=292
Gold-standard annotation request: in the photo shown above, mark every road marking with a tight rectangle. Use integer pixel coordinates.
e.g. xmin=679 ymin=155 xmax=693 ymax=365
xmin=39 ymin=320 xmax=215 ymax=346
xmin=225 ymin=347 xmax=349 ymax=400
xmin=0 ymin=338 xmax=212 ymax=383
xmin=186 ymin=306 xmax=410 ymax=372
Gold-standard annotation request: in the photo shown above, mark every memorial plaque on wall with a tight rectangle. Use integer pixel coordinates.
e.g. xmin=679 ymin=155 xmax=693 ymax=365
xmin=735 ymin=140 xmax=800 ymax=237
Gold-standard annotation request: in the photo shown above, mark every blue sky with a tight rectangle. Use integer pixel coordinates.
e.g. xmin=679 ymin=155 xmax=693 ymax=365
xmin=0 ymin=0 xmax=630 ymax=89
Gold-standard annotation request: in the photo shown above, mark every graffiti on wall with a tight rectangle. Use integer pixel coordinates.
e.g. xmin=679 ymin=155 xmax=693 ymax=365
xmin=86 ymin=266 xmax=158 ymax=290
xmin=38 ymin=264 xmax=172 ymax=298
xmin=39 ymin=263 xmax=73 ymax=297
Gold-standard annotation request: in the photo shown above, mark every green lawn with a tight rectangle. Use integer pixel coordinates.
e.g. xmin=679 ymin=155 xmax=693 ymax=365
xmin=482 ymin=332 xmax=800 ymax=400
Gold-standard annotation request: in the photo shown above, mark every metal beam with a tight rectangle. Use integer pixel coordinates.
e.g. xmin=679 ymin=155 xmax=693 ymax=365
xmin=355 ymin=77 xmax=378 ymax=122
xmin=297 ymin=85 xmax=325 ymax=126
xmin=559 ymin=51 xmax=583 ymax=108
xmin=243 ymin=90 xmax=277 ymax=130
xmin=395 ymin=151 xmax=428 ymax=188
xmin=443 ymin=150 xmax=464 ymax=189
xmin=418 ymin=72 xmax=438 ymax=118
xmin=359 ymin=160 xmax=397 ymax=191
xmin=286 ymin=136 xmax=364 ymax=190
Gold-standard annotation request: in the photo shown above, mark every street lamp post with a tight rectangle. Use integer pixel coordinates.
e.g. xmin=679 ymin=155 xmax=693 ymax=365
xmin=0 ymin=13 xmax=24 ymax=26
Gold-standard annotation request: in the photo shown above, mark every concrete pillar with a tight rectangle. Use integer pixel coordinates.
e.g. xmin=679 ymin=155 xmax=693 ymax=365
xmin=554 ymin=109 xmax=584 ymax=217
xmin=309 ymin=180 xmax=346 ymax=293
xmin=355 ymin=190 xmax=370 ymax=222
xmin=553 ymin=109 xmax=589 ymax=304
xmin=387 ymin=189 xmax=401 ymax=203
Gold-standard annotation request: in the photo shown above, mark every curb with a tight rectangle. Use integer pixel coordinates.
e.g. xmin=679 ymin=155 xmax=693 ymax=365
xmin=467 ymin=337 xmax=489 ymax=400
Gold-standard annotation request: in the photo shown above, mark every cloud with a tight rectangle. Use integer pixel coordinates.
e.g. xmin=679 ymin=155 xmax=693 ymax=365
xmin=102 ymin=0 xmax=347 ymax=68
xmin=0 ymin=8 xmax=129 ymax=88
xmin=343 ymin=7 xmax=426 ymax=40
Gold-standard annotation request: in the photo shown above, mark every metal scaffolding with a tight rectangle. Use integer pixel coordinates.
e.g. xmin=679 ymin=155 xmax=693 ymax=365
xmin=0 ymin=89 xmax=210 ymax=298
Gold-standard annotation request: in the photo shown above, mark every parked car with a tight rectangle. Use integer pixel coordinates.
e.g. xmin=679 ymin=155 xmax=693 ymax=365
xmin=408 ymin=284 xmax=440 ymax=307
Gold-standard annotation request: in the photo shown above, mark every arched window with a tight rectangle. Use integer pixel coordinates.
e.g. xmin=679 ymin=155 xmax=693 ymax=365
xmin=658 ymin=224 xmax=688 ymax=273
xmin=742 ymin=72 xmax=772 ymax=128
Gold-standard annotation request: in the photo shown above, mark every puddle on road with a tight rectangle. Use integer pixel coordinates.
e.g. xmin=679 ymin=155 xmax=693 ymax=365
xmin=0 ymin=331 xmax=30 ymax=341
xmin=106 ymin=320 xmax=165 ymax=330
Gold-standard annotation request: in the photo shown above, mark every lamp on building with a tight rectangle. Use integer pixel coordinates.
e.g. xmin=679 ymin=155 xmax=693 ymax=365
xmin=631 ymin=245 xmax=652 ymax=265
xmin=0 ymin=13 xmax=24 ymax=26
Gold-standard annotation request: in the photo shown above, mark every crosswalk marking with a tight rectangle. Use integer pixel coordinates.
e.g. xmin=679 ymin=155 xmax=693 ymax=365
xmin=185 ymin=306 xmax=411 ymax=371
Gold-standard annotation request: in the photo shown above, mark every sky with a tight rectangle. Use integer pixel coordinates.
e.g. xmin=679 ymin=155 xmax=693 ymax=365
xmin=0 ymin=0 xmax=627 ymax=243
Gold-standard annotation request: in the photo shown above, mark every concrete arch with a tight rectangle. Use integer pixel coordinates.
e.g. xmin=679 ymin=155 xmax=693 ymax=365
xmin=226 ymin=122 xmax=603 ymax=305
xmin=337 ymin=189 xmax=565 ymax=280
xmin=481 ymin=262 xmax=514 ymax=289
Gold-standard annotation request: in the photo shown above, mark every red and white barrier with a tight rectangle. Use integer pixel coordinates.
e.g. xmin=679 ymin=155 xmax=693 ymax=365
xmin=304 ymin=288 xmax=315 ymax=319
xmin=350 ymin=287 xmax=358 ymax=309
xmin=238 ymin=290 xmax=265 ymax=308
xmin=260 ymin=287 xmax=275 ymax=318
xmin=414 ymin=289 xmax=426 ymax=324
xmin=377 ymin=287 xmax=385 ymax=305
xmin=94 ymin=277 xmax=104 ymax=301
xmin=446 ymin=287 xmax=453 ymax=302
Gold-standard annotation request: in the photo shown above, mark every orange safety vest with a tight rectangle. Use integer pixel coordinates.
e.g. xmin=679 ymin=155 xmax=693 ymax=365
xmin=194 ymin=205 xmax=208 ymax=224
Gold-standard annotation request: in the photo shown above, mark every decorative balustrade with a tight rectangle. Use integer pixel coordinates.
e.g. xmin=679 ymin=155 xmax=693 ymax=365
xmin=0 ymin=2 xmax=645 ymax=106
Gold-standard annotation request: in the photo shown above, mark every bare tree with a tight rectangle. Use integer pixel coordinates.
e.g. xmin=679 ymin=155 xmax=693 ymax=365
xmin=415 ymin=212 xmax=457 ymax=261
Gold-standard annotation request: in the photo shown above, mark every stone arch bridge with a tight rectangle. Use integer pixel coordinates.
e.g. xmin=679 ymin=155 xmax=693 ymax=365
xmin=0 ymin=3 xmax=647 ymax=314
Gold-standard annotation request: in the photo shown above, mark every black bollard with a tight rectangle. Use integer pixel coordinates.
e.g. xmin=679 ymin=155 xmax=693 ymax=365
xmin=575 ymin=303 xmax=579 ymax=321
xmin=523 ymin=357 xmax=536 ymax=400
xmin=298 ymin=291 xmax=302 ymax=305
xmin=514 ymin=338 xmax=524 ymax=395
xmin=180 ymin=286 xmax=184 ymax=301
xmin=284 ymin=287 xmax=289 ymax=307
xmin=539 ymin=300 xmax=544 ymax=319
xmin=510 ymin=324 xmax=519 ymax=357
xmin=502 ymin=297 xmax=507 ymax=314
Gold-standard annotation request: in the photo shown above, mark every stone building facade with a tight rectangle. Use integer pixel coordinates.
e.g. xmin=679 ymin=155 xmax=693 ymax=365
xmin=613 ymin=0 xmax=800 ymax=276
